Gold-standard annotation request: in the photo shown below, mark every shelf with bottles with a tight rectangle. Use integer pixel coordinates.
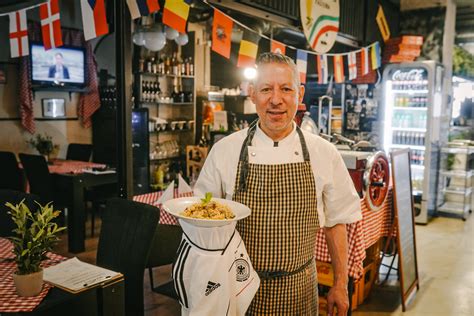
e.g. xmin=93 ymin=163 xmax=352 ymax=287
xmin=138 ymin=53 xmax=194 ymax=77
xmin=138 ymin=72 xmax=195 ymax=79
xmin=392 ymin=110 xmax=427 ymax=130
xmin=390 ymin=144 xmax=426 ymax=151
xmin=391 ymin=131 xmax=426 ymax=147
xmin=139 ymin=78 xmax=194 ymax=104
xmin=393 ymin=96 xmax=428 ymax=108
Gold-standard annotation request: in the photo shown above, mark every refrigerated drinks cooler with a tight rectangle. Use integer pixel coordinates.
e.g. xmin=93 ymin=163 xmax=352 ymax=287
xmin=381 ymin=61 xmax=445 ymax=224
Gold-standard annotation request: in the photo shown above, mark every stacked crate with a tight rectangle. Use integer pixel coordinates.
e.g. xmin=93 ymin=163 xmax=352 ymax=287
xmin=383 ymin=36 xmax=424 ymax=63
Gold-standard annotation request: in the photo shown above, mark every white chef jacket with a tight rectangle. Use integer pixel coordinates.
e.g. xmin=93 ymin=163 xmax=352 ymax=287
xmin=195 ymin=122 xmax=362 ymax=228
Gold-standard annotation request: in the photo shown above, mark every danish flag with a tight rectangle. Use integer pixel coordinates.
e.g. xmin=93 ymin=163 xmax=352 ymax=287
xmin=40 ymin=0 xmax=63 ymax=50
xmin=8 ymin=9 xmax=29 ymax=58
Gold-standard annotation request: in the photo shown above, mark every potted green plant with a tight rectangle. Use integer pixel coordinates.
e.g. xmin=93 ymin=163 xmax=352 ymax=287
xmin=26 ymin=133 xmax=58 ymax=162
xmin=6 ymin=201 xmax=66 ymax=297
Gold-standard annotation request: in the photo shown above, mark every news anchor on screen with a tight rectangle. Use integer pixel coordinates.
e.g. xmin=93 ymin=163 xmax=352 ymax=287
xmin=48 ymin=53 xmax=70 ymax=80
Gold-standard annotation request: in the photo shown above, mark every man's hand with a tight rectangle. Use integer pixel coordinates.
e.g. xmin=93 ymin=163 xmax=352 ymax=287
xmin=324 ymin=223 xmax=350 ymax=316
xmin=326 ymin=285 xmax=349 ymax=316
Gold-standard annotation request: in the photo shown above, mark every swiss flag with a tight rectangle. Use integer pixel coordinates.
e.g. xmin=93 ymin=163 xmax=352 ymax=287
xmin=8 ymin=10 xmax=29 ymax=58
xmin=40 ymin=0 xmax=63 ymax=50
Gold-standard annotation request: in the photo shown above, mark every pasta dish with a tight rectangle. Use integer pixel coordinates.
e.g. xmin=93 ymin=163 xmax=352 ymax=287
xmin=181 ymin=200 xmax=235 ymax=220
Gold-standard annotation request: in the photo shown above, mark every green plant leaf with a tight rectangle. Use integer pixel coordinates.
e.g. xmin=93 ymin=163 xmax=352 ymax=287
xmin=200 ymin=192 xmax=212 ymax=204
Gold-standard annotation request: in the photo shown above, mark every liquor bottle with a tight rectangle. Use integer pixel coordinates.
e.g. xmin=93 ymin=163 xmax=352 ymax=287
xmin=165 ymin=56 xmax=171 ymax=75
xmin=146 ymin=58 xmax=152 ymax=73
xmin=190 ymin=57 xmax=194 ymax=76
xmin=158 ymin=58 xmax=164 ymax=74
xmin=172 ymin=53 xmax=178 ymax=76
xmin=180 ymin=56 xmax=186 ymax=76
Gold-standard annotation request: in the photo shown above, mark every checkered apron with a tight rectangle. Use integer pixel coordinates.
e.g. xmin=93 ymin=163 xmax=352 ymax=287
xmin=233 ymin=124 xmax=320 ymax=315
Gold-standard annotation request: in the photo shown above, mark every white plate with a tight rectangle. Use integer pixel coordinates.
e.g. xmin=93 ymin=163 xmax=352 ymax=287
xmin=162 ymin=197 xmax=251 ymax=227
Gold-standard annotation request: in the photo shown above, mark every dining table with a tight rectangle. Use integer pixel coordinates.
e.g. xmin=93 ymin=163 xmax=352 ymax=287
xmin=0 ymin=238 xmax=124 ymax=316
xmin=47 ymin=160 xmax=118 ymax=253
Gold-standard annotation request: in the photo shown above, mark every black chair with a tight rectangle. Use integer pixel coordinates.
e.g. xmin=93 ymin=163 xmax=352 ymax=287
xmin=0 ymin=190 xmax=40 ymax=237
xmin=0 ymin=151 xmax=24 ymax=192
xmin=146 ymin=224 xmax=182 ymax=300
xmin=96 ymin=198 xmax=159 ymax=316
xmin=19 ymin=153 xmax=55 ymax=205
xmin=66 ymin=143 xmax=93 ymax=162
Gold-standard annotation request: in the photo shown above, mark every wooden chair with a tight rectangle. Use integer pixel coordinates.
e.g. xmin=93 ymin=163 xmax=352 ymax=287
xmin=96 ymin=198 xmax=159 ymax=316
xmin=66 ymin=143 xmax=93 ymax=162
xmin=0 ymin=151 xmax=24 ymax=192
xmin=146 ymin=224 xmax=182 ymax=300
xmin=0 ymin=190 xmax=40 ymax=237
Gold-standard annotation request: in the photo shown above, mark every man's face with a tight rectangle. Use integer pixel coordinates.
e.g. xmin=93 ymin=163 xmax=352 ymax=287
xmin=55 ymin=55 xmax=63 ymax=65
xmin=250 ymin=62 xmax=304 ymax=140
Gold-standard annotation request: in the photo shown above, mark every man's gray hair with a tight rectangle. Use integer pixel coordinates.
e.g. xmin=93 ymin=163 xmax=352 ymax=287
xmin=255 ymin=52 xmax=300 ymax=87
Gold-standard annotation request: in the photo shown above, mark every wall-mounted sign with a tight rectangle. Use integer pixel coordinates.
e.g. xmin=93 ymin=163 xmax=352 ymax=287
xmin=300 ymin=0 xmax=340 ymax=54
xmin=376 ymin=5 xmax=390 ymax=42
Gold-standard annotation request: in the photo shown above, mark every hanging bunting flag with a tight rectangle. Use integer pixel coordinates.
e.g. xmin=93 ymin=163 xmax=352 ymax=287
xmin=360 ymin=47 xmax=369 ymax=75
xmin=371 ymin=42 xmax=382 ymax=70
xmin=300 ymin=0 xmax=340 ymax=53
xmin=333 ymin=55 xmax=344 ymax=83
xmin=316 ymin=54 xmax=328 ymax=84
xmin=80 ymin=0 xmax=109 ymax=41
xmin=211 ymin=9 xmax=233 ymax=59
xmin=126 ymin=0 xmax=160 ymax=20
xmin=163 ymin=0 xmax=190 ymax=34
xmin=237 ymin=31 xmax=259 ymax=68
xmin=40 ymin=0 xmax=63 ymax=50
xmin=9 ymin=10 xmax=29 ymax=58
xmin=270 ymin=40 xmax=286 ymax=55
xmin=348 ymin=52 xmax=357 ymax=80
xmin=296 ymin=50 xmax=308 ymax=84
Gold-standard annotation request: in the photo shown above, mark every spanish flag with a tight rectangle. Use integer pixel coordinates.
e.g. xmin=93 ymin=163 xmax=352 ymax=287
xmin=270 ymin=40 xmax=286 ymax=55
xmin=237 ymin=31 xmax=259 ymax=68
xmin=211 ymin=9 xmax=233 ymax=59
xmin=333 ymin=55 xmax=344 ymax=83
xmin=163 ymin=0 xmax=190 ymax=33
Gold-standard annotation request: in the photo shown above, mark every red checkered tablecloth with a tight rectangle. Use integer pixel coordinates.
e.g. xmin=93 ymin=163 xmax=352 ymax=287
xmin=48 ymin=159 xmax=107 ymax=174
xmin=133 ymin=189 xmax=393 ymax=279
xmin=133 ymin=190 xmax=193 ymax=225
xmin=0 ymin=238 xmax=67 ymax=313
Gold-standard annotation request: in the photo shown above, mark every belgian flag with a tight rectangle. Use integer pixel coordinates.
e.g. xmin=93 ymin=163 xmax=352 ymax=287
xmin=237 ymin=31 xmax=260 ymax=68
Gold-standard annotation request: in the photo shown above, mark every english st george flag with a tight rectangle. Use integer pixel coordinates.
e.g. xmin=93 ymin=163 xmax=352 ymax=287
xmin=9 ymin=9 xmax=29 ymax=58
xmin=126 ymin=0 xmax=160 ymax=20
xmin=211 ymin=9 xmax=233 ymax=59
xmin=40 ymin=0 xmax=63 ymax=50
xmin=80 ymin=0 xmax=109 ymax=41
xmin=348 ymin=52 xmax=357 ymax=80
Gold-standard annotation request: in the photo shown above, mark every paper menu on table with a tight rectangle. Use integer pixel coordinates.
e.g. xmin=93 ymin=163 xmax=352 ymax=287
xmin=43 ymin=257 xmax=122 ymax=293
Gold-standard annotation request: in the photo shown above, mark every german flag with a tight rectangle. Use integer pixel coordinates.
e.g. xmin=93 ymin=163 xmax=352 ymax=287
xmin=237 ymin=31 xmax=260 ymax=68
xmin=162 ymin=0 xmax=190 ymax=33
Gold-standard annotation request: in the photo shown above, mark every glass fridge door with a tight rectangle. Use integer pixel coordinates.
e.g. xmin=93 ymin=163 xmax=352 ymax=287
xmin=383 ymin=66 xmax=429 ymax=194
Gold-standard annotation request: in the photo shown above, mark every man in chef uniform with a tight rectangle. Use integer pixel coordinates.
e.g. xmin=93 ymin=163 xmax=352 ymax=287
xmin=195 ymin=52 xmax=361 ymax=315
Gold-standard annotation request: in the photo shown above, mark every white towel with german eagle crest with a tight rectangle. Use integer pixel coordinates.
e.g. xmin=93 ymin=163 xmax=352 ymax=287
xmin=173 ymin=220 xmax=260 ymax=316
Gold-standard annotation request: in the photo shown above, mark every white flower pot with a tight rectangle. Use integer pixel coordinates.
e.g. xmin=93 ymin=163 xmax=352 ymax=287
xmin=13 ymin=269 xmax=44 ymax=297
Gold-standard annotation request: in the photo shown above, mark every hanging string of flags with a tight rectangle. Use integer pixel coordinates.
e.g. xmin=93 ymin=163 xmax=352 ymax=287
xmin=5 ymin=0 xmax=382 ymax=84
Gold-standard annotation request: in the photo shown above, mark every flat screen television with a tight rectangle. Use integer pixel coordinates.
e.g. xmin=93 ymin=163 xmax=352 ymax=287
xmin=30 ymin=43 xmax=86 ymax=88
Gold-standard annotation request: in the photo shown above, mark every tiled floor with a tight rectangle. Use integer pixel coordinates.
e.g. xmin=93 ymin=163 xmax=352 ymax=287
xmin=54 ymin=213 xmax=473 ymax=315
